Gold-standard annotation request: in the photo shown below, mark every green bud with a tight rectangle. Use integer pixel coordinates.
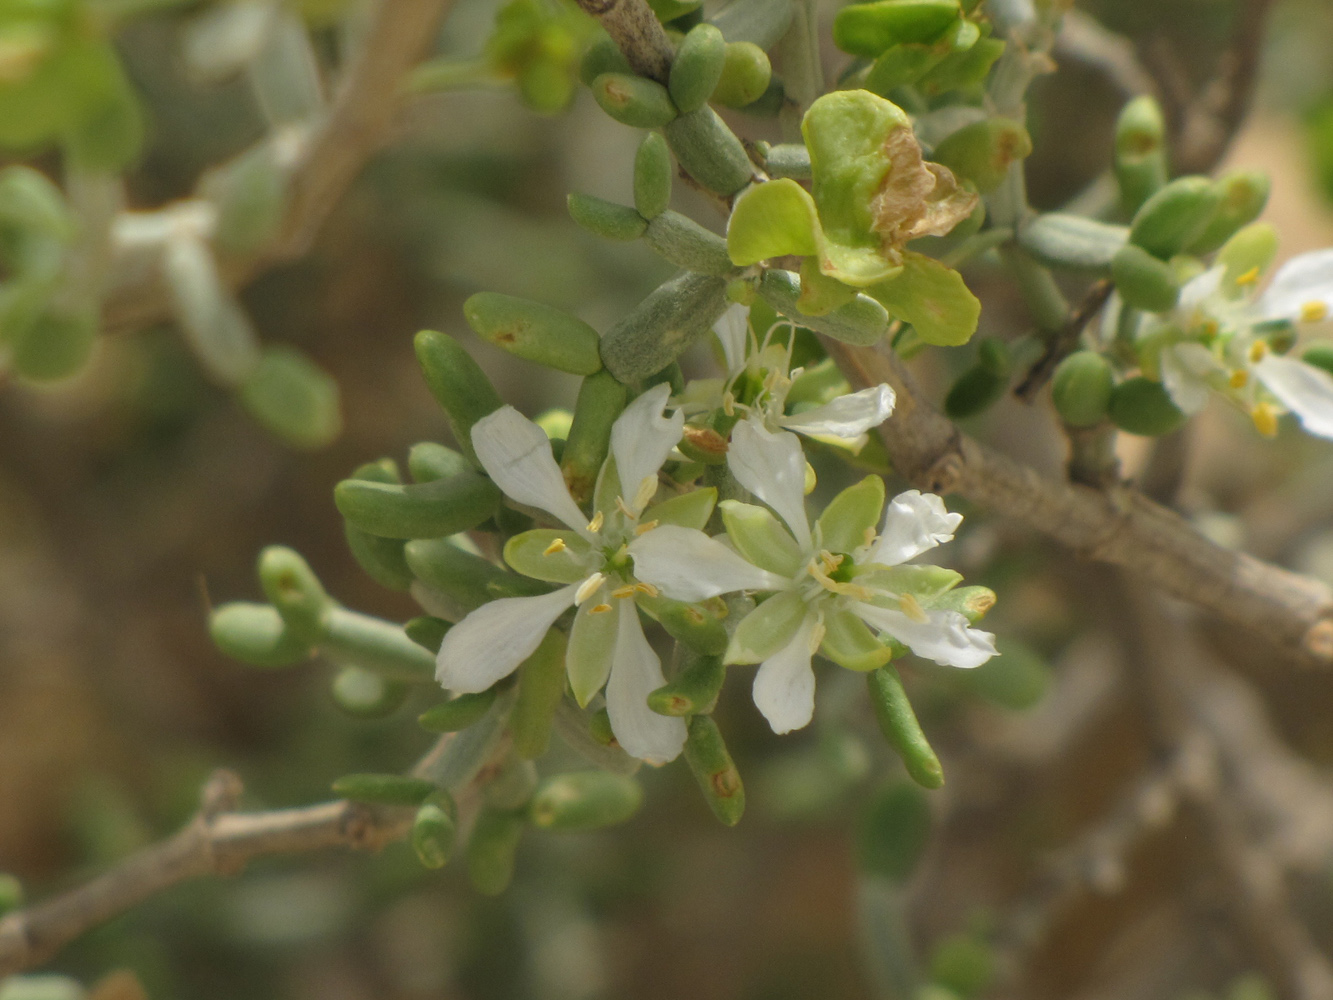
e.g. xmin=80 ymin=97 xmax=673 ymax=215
xmin=1129 ymin=176 xmax=1224 ymax=260
xmin=633 ymin=132 xmax=673 ymax=219
xmin=1218 ymin=222 xmax=1278 ymax=293
xmin=711 ymin=41 xmax=771 ymax=108
xmin=412 ymin=800 xmax=457 ymax=869
xmin=343 ymin=460 xmax=413 ymax=591
xmin=419 ymin=689 xmax=498 ymax=732
xmin=1108 ymin=376 xmax=1186 ymax=436
xmin=334 ymin=472 xmax=501 ymax=540
xmin=331 ymin=666 xmax=409 ymax=718
xmin=682 ymin=715 xmax=744 ymax=825
xmin=600 ymin=270 xmax=728 ymax=381
xmin=638 ymin=593 xmax=730 ymax=655
xmin=709 ymin=0 xmax=794 ymax=49
xmin=511 ymin=629 xmax=568 ymax=760
xmin=1114 ymin=95 xmax=1168 ymax=216
xmin=669 ymin=23 xmax=726 ymax=114
xmin=11 ymin=308 xmax=97 ymax=382
xmin=1111 ymin=242 xmax=1180 ymax=313
xmin=204 ymin=141 xmax=287 ymax=255
xmin=663 ymin=106 xmax=755 ymax=197
xmin=467 ymin=807 xmax=524 ymax=895
xmin=567 ymin=192 xmax=648 ymax=241
xmin=562 ymin=372 xmax=628 ymax=504
xmin=528 ymin=771 xmax=644 ymax=831
xmin=1186 ymin=170 xmax=1270 ymax=255
xmin=406 ymin=443 xmax=471 ymax=484
xmin=868 ymin=666 xmax=944 ymax=789
xmin=591 ymin=72 xmax=678 ymax=128
xmin=643 ymin=210 xmax=735 ymax=275
xmin=761 ymin=142 xmax=811 ymax=180
xmin=258 ymin=546 xmax=330 ymax=641
xmin=649 ymin=652 xmax=725 ymax=715
xmin=239 ymin=344 xmax=342 ymax=450
xmin=932 ymin=118 xmax=1032 ymax=194
xmin=916 ymin=33 xmax=1004 ymax=96
xmin=864 ymin=39 xmax=951 ymax=96
xmin=758 ymin=270 xmax=889 ymax=346
xmin=1051 ymin=350 xmax=1115 ymax=428
xmin=331 ymin=773 xmax=436 ymax=806
xmin=463 ymin=292 xmax=602 ymax=376
xmin=943 ymin=365 xmax=1008 ymax=420
xmin=405 ymin=615 xmax=450 ymax=654
xmin=857 ymin=780 xmax=932 ymax=881
xmin=0 ymin=872 xmax=22 ymax=917
xmin=318 ymin=608 xmax=437 ymax=680
xmin=1303 ymin=344 xmax=1333 ymax=378
xmin=406 ymin=537 xmax=552 ymax=610
xmin=209 ymin=602 xmax=311 ymax=668
xmin=589 ymin=706 xmax=616 ymax=745
xmin=833 ymin=0 xmax=960 ymax=57
xmin=1018 ymin=213 xmax=1128 ymax=274
xmin=578 ymin=33 xmax=631 ymax=87
xmin=413 ymin=330 xmax=503 ymax=466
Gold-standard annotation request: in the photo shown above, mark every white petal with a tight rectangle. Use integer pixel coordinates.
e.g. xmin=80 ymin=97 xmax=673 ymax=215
xmin=610 ymin=383 xmax=684 ymax=514
xmin=851 ymin=602 xmax=996 ymax=669
xmin=752 ymin=613 xmax=818 ymax=734
xmin=436 ymin=583 xmax=580 ymax=693
xmin=471 ymin=406 xmax=590 ymax=535
xmin=605 ymin=599 xmax=687 ymax=764
xmin=868 ymin=490 xmax=962 ymax=566
xmin=628 ymin=524 xmax=789 ymax=602
xmin=1257 ymin=249 xmax=1333 ymax=322
xmin=727 ymin=418 xmax=812 ymax=549
xmin=1178 ymin=267 xmax=1223 ymax=314
xmin=714 ymin=302 xmax=751 ymax=374
xmin=1254 ymin=355 xmax=1333 ymax=439
xmin=778 ymin=384 xmax=896 ymax=441
xmin=1160 ymin=342 xmax=1219 ymax=415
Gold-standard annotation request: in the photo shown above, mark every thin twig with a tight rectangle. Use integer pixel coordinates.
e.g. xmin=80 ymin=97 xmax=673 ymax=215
xmin=1014 ymin=279 xmax=1114 ymax=402
xmin=1054 ymin=9 xmax=1158 ymax=100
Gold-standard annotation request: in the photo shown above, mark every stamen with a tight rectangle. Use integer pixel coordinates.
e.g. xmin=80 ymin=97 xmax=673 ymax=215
xmin=1251 ymin=402 xmax=1279 ymax=438
xmin=635 ymin=582 xmax=660 ymax=597
xmin=589 ymin=603 xmax=613 ymax=614
xmin=722 ymin=390 xmax=735 ymax=416
xmin=899 ymin=593 xmax=929 ymax=623
xmin=804 ymin=462 xmax=817 ymax=495
xmin=542 ymin=538 xmax=567 ymax=556
xmin=611 ymin=585 xmax=637 ymax=599
xmin=575 ymin=572 xmax=606 ymax=605
xmin=1200 ymin=319 xmax=1220 ymax=341
xmin=1235 ymin=266 xmax=1260 ymax=286
xmin=1229 ymin=369 xmax=1249 ymax=390
xmin=1301 ymin=300 xmax=1329 ymax=324
xmin=586 ymin=511 xmax=604 ymax=533
xmin=1248 ymin=340 xmax=1268 ymax=365
xmin=633 ymin=476 xmax=658 ymax=512
xmin=615 ymin=495 xmax=635 ymax=518
xmin=634 ymin=519 xmax=659 ymax=536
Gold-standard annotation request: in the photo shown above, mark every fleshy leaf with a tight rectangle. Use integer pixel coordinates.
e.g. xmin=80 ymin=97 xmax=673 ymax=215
xmin=867 ymin=251 xmax=980 ymax=346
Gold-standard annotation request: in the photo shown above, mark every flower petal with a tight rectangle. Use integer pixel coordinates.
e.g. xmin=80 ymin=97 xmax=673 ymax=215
xmin=1254 ymin=355 xmax=1333 ymax=439
xmin=851 ymin=601 xmax=996 ymax=669
xmin=727 ymin=418 xmax=812 ymax=549
xmin=472 ymin=406 xmax=590 ymax=535
xmin=867 ymin=490 xmax=962 ymax=566
xmin=714 ymin=302 xmax=751 ymax=374
xmin=752 ymin=613 xmax=818 ymax=734
xmin=779 ymin=384 xmax=896 ymax=442
xmin=566 ymin=587 xmax=618 ymax=706
xmin=605 ymin=599 xmax=687 ymax=763
xmin=1160 ymin=342 xmax=1220 ymax=415
xmin=436 ymin=583 xmax=579 ymax=693
xmin=610 ymin=383 xmax=684 ymax=514
xmin=629 ymin=524 xmax=788 ymax=603
xmin=1256 ymin=248 xmax=1333 ymax=323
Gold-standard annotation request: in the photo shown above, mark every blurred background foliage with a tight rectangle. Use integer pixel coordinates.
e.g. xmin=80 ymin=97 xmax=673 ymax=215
xmin=4 ymin=0 xmax=1333 ymax=998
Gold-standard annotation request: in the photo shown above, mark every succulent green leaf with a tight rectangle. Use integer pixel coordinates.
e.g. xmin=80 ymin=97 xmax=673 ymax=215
xmin=726 ymin=178 xmax=820 ymax=266
xmin=867 ymin=251 xmax=980 ymax=346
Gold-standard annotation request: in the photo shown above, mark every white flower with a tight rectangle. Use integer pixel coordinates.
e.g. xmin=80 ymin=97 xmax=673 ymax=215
xmin=435 ymin=384 xmax=688 ymax=764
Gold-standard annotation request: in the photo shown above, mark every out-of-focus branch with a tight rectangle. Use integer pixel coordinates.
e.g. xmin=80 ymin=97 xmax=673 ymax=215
xmin=1054 ymin=9 xmax=1157 ymax=100
xmin=571 ymin=0 xmax=673 ymax=82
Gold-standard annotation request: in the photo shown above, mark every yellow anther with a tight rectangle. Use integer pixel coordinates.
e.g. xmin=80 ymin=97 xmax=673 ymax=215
xmin=899 ymin=593 xmax=929 ymax=623
xmin=808 ymin=620 xmax=827 ymax=655
xmin=586 ymin=510 xmax=604 ymax=533
xmin=817 ymin=550 xmax=843 ymax=575
xmin=615 ymin=495 xmax=635 ymax=518
xmin=1229 ymin=369 xmax=1249 ymax=390
xmin=1251 ymin=402 xmax=1279 ymax=438
xmin=634 ymin=519 xmax=660 ymax=536
xmin=633 ymin=475 xmax=658 ymax=512
xmin=1235 ymin=266 xmax=1260 ymax=287
xmin=589 ymin=603 xmax=613 ymax=614
xmin=1301 ymin=300 xmax=1329 ymax=324
xmin=808 ymin=557 xmax=872 ymax=601
xmin=575 ymin=572 xmax=606 ymax=605
xmin=635 ymin=582 xmax=660 ymax=597
xmin=804 ymin=462 xmax=817 ymax=496
xmin=542 ymin=538 xmax=567 ymax=556
xmin=862 ymin=526 xmax=877 ymax=548
xmin=722 ymin=391 xmax=736 ymax=417
xmin=1200 ymin=319 xmax=1220 ymax=341
xmin=1248 ymin=340 xmax=1268 ymax=365
xmin=611 ymin=585 xmax=638 ymax=599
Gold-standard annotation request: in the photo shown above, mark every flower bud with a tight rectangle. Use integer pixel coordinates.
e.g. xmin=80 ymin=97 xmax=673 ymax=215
xmin=683 ymin=715 xmax=745 ymax=826
xmin=333 ymin=472 xmax=501 ymax=540
xmin=239 ymin=344 xmax=342 ymax=450
xmin=405 ymin=615 xmax=450 ymax=653
xmin=1114 ymin=95 xmax=1168 ymax=216
xmin=412 ymin=797 xmax=457 ymax=869
xmin=318 ymin=608 xmax=436 ymax=681
xmin=467 ymin=808 xmax=524 ymax=895
xmin=563 ymin=372 xmax=628 ymax=504
xmin=710 ymin=41 xmax=771 ymax=108
xmin=1186 ymin=170 xmax=1270 ymax=255
xmin=331 ymin=773 xmax=436 ymax=806
xmin=413 ymin=330 xmax=503 ymax=466
xmin=511 ymin=630 xmax=568 ymax=759
xmin=663 ymin=106 xmax=755 ymax=197
xmin=600 ymin=271 xmax=729 ymax=381
xmin=1018 ymin=213 xmax=1127 ymax=274
xmin=649 ymin=652 xmax=725 ymax=716
xmin=258 ymin=546 xmax=330 ymax=641
xmin=405 ymin=537 xmax=551 ymax=611
xmin=1108 ymin=376 xmax=1186 ymax=436
xmin=1051 ymin=350 xmax=1115 ymax=428
xmin=758 ymin=270 xmax=889 ymax=346
xmin=857 ymin=780 xmax=931 ymax=881
xmin=209 ymin=602 xmax=312 ymax=668
xmin=331 ymin=666 xmax=409 ymax=719
xmin=419 ymin=688 xmax=498 ymax=732
xmin=591 ymin=72 xmax=678 ymax=128
xmin=761 ymin=141 xmax=811 ymax=180
xmin=463 ymin=292 xmax=603 ymax=376
xmin=1129 ymin=176 xmax=1223 ymax=260
xmin=932 ymin=117 xmax=1032 ymax=194
xmin=639 ymin=593 xmax=730 ymax=654
xmin=588 ymin=706 xmax=616 ymax=746
xmin=342 ymin=461 xmax=413 ymax=591
xmin=643 ymin=210 xmax=735 ymax=275
xmin=578 ymin=33 xmax=631 ymax=87
xmin=670 ymin=23 xmax=726 ymax=114
xmin=867 ymin=666 xmax=944 ymax=789
xmin=528 ymin=771 xmax=643 ymax=831
xmin=833 ymin=0 xmax=961 ymax=57
xmin=11 ymin=308 xmax=97 ymax=382
xmin=567 ymin=192 xmax=648 ymax=241
xmin=633 ymin=132 xmax=673 ymax=219
xmin=1111 ymin=243 xmax=1180 ymax=313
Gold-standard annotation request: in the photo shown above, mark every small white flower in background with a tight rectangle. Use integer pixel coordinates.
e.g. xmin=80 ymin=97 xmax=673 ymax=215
xmin=629 ymin=420 xmax=996 ymax=736
xmin=435 ymin=383 xmax=698 ymax=765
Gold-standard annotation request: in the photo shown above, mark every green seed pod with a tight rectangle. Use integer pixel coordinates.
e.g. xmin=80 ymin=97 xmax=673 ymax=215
xmin=331 ymin=773 xmax=437 ymax=806
xmin=463 ymin=292 xmax=603 ymax=376
xmin=467 ymin=807 xmax=525 ymax=895
xmin=419 ymin=688 xmax=498 ymax=732
xmin=710 ymin=41 xmax=771 ymax=108
xmin=600 ymin=270 xmax=729 ymax=381
xmin=1303 ymin=344 xmax=1333 ymax=378
xmin=682 ymin=714 xmax=744 ymax=825
xmin=1051 ymin=351 xmax=1115 ymax=428
xmin=562 ymin=371 xmax=628 ymax=505
xmin=1186 ymin=169 xmax=1271 ymax=256
xmin=670 ymin=23 xmax=726 ymax=113
xmin=567 ymin=192 xmax=648 ymax=241
xmin=0 ymin=872 xmax=21 ymax=917
xmin=649 ymin=652 xmax=725 ymax=716
xmin=1018 ymin=213 xmax=1128 ymax=275
xmin=405 ymin=615 xmax=450 ymax=654
xmin=633 ymin=133 xmax=673 ymax=221
xmin=343 ymin=460 xmax=414 ymax=591
xmin=318 ymin=608 xmax=437 ymax=680
xmin=510 ymin=630 xmax=568 ymax=760
xmin=761 ymin=141 xmax=811 ymax=179
xmin=757 ymin=269 xmax=889 ymax=346
xmin=413 ymin=330 xmax=503 ymax=466
xmin=331 ymin=665 xmax=409 ymax=718
xmin=412 ymin=799 xmax=458 ymax=869
xmin=932 ymin=118 xmax=1032 ymax=194
xmin=334 ymin=472 xmax=501 ymax=540
xmin=1114 ymin=95 xmax=1168 ymax=216
xmin=638 ymin=593 xmax=730 ymax=655
xmin=591 ymin=72 xmax=679 ymax=128
xmin=709 ymin=0 xmax=794 ymax=49
xmin=867 ymin=666 xmax=944 ymax=789
xmin=209 ymin=601 xmax=312 ymax=668
xmin=1129 ymin=176 xmax=1224 ymax=260
xmin=663 ymin=106 xmax=755 ymax=197
xmin=11 ymin=308 xmax=97 ymax=382
xmin=642 ymin=210 xmax=735 ymax=275
xmin=407 ymin=442 xmax=472 ymax=484
xmin=405 ymin=537 xmax=551 ymax=611
xmin=943 ymin=365 xmax=1008 ymax=420
xmin=578 ymin=33 xmax=632 ymax=87
xmin=258 ymin=546 xmax=331 ymax=642
xmin=528 ymin=771 xmax=644 ymax=831
xmin=1111 ymin=242 xmax=1181 ymax=313
xmin=1108 ymin=376 xmax=1187 ymax=436
xmin=857 ymin=781 xmax=931 ymax=882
